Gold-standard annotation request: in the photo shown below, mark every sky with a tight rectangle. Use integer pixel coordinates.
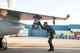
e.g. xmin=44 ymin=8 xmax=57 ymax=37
xmin=0 ymin=0 xmax=80 ymax=25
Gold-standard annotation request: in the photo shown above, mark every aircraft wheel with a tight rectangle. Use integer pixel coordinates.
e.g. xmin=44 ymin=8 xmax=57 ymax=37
xmin=2 ymin=37 xmax=7 ymax=49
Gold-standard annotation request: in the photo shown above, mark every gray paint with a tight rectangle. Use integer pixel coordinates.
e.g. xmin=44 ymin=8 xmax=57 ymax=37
xmin=0 ymin=9 xmax=24 ymax=36
xmin=0 ymin=21 xmax=24 ymax=36
xmin=3 ymin=11 xmax=20 ymax=23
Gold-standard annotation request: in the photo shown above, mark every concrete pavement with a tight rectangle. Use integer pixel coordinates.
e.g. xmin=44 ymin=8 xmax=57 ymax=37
xmin=0 ymin=47 xmax=80 ymax=53
xmin=0 ymin=37 xmax=80 ymax=53
xmin=6 ymin=37 xmax=80 ymax=48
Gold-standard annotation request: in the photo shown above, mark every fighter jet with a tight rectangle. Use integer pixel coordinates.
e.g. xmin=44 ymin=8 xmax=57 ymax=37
xmin=0 ymin=8 xmax=70 ymax=49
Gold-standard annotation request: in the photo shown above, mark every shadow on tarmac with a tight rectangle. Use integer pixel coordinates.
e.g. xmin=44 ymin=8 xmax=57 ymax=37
xmin=0 ymin=47 xmax=80 ymax=53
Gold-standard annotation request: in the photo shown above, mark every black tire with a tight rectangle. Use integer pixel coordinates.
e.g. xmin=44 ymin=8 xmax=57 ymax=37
xmin=2 ymin=37 xmax=7 ymax=49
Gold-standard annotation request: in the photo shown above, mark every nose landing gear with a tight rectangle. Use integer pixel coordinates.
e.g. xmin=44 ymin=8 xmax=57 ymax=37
xmin=0 ymin=36 xmax=7 ymax=50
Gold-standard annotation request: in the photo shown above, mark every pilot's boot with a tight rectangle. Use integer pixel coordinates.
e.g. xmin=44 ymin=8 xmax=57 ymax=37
xmin=48 ymin=45 xmax=54 ymax=51
xmin=48 ymin=38 xmax=54 ymax=52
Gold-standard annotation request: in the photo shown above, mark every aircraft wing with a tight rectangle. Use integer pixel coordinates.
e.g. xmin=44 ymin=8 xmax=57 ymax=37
xmin=0 ymin=8 xmax=70 ymax=22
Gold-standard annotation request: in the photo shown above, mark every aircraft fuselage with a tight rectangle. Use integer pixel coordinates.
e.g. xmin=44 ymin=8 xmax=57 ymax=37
xmin=0 ymin=20 xmax=24 ymax=36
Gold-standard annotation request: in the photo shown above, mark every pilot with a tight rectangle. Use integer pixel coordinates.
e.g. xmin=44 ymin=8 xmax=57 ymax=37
xmin=38 ymin=22 xmax=55 ymax=51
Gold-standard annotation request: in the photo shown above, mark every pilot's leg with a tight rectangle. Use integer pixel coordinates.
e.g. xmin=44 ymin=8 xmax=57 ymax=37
xmin=48 ymin=38 xmax=54 ymax=51
xmin=48 ymin=33 xmax=54 ymax=51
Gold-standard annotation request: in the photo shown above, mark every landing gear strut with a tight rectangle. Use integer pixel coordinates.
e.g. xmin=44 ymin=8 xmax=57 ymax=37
xmin=0 ymin=36 xmax=7 ymax=49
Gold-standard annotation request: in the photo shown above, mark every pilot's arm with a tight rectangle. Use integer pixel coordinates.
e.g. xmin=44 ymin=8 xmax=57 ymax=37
xmin=38 ymin=22 xmax=45 ymax=29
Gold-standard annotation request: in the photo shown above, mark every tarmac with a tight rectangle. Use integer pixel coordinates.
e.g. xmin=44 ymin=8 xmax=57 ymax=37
xmin=0 ymin=47 xmax=80 ymax=53
xmin=0 ymin=37 xmax=80 ymax=53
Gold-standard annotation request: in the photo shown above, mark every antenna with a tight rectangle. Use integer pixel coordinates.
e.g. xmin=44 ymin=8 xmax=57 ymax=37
xmin=7 ymin=0 xmax=10 ymax=8
xmin=7 ymin=0 xmax=15 ymax=9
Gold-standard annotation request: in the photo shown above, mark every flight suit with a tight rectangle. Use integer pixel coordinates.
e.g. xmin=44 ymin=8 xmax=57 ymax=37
xmin=39 ymin=22 xmax=55 ymax=51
